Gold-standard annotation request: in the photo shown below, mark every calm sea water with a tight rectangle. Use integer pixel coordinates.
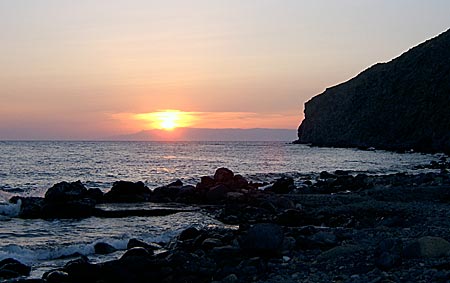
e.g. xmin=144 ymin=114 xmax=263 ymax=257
xmin=0 ymin=141 xmax=443 ymax=276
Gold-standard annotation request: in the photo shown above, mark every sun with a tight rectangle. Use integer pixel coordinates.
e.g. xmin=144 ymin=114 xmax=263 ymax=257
xmin=159 ymin=112 xmax=178 ymax=130
xmin=134 ymin=110 xmax=195 ymax=131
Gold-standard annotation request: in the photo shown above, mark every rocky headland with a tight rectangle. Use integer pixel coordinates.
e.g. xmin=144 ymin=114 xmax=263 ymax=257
xmin=296 ymin=28 xmax=450 ymax=154
xmin=2 ymin=160 xmax=450 ymax=283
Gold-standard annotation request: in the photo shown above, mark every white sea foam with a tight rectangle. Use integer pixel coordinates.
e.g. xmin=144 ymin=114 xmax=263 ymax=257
xmin=0 ymin=231 xmax=179 ymax=265
xmin=0 ymin=199 xmax=21 ymax=217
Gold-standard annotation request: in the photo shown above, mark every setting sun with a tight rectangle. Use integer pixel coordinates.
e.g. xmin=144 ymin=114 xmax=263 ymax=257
xmin=134 ymin=110 xmax=196 ymax=130
xmin=158 ymin=112 xmax=179 ymax=130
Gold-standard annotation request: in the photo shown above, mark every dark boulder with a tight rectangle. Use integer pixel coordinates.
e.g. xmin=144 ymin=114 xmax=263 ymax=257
xmin=127 ymin=239 xmax=161 ymax=252
xmin=206 ymin=184 xmax=229 ymax=203
xmin=94 ymin=242 xmax=117 ymax=255
xmin=104 ymin=181 xmax=151 ymax=203
xmin=0 ymin=258 xmax=31 ymax=279
xmin=63 ymin=256 xmax=99 ymax=282
xmin=240 ymin=223 xmax=284 ymax=256
xmin=178 ymin=227 xmax=200 ymax=241
xmin=86 ymin=188 xmax=103 ymax=203
xmin=214 ymin=168 xmax=234 ymax=184
xmin=9 ymin=197 xmax=44 ymax=219
xmin=44 ymin=270 xmax=70 ymax=283
xmin=45 ymin=181 xmax=87 ymax=202
xmin=375 ymin=238 xmax=403 ymax=270
xmin=120 ymin=247 xmax=151 ymax=260
xmin=151 ymin=180 xmax=184 ymax=202
xmin=403 ymin=236 xmax=450 ymax=258
xmin=267 ymin=176 xmax=295 ymax=194
xmin=196 ymin=176 xmax=216 ymax=190
xmin=232 ymin=174 xmax=249 ymax=189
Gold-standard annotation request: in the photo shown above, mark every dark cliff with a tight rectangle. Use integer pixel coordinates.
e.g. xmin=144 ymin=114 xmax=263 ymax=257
xmin=297 ymin=29 xmax=450 ymax=154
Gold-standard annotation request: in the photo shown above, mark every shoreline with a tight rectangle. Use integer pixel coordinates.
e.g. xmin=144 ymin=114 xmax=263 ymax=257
xmin=1 ymin=159 xmax=450 ymax=283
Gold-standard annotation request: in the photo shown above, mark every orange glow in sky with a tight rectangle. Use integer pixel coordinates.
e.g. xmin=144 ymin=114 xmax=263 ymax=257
xmin=134 ymin=110 xmax=196 ymax=130
xmin=1 ymin=1 xmax=448 ymax=139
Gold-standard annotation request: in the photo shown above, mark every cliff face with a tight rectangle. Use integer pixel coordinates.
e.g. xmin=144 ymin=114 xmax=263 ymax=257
xmin=297 ymin=29 xmax=450 ymax=154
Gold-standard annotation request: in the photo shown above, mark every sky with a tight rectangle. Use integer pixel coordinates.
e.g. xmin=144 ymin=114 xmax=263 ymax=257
xmin=1 ymin=0 xmax=449 ymax=140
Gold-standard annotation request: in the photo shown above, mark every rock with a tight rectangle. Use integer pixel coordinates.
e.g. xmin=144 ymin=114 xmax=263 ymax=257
xmin=206 ymin=184 xmax=229 ymax=203
xmin=268 ymin=176 xmax=295 ymax=194
xmin=175 ymin=185 xmax=197 ymax=202
xmin=120 ymin=247 xmax=151 ymax=259
xmin=44 ymin=181 xmax=87 ymax=202
xmin=104 ymin=181 xmax=151 ymax=203
xmin=63 ymin=256 xmax=98 ymax=281
xmin=226 ymin=192 xmax=245 ymax=201
xmin=94 ymin=242 xmax=117 ymax=255
xmin=201 ymin=238 xmax=223 ymax=250
xmin=86 ymin=188 xmax=103 ymax=202
xmin=196 ymin=176 xmax=216 ymax=190
xmin=276 ymin=197 xmax=295 ymax=209
xmin=276 ymin=209 xmax=306 ymax=226
xmin=296 ymin=28 xmax=450 ymax=154
xmin=282 ymin=236 xmax=297 ymax=252
xmin=318 ymin=245 xmax=362 ymax=261
xmin=0 ymin=269 xmax=21 ymax=279
xmin=240 ymin=223 xmax=284 ymax=256
xmin=179 ymin=227 xmax=200 ymax=241
xmin=42 ymin=198 xmax=96 ymax=218
xmin=320 ymin=171 xmax=336 ymax=179
xmin=403 ymin=236 xmax=450 ymax=258
xmin=9 ymin=197 xmax=44 ymax=219
xmin=308 ymin=232 xmax=338 ymax=248
xmin=221 ymin=273 xmax=238 ymax=283
xmin=232 ymin=175 xmax=248 ymax=189
xmin=0 ymin=258 xmax=31 ymax=278
xmin=44 ymin=270 xmax=70 ymax=283
xmin=211 ymin=245 xmax=241 ymax=258
xmin=214 ymin=168 xmax=234 ymax=184
xmin=374 ymin=238 xmax=402 ymax=270
xmin=127 ymin=239 xmax=161 ymax=251
xmin=168 ymin=179 xmax=183 ymax=188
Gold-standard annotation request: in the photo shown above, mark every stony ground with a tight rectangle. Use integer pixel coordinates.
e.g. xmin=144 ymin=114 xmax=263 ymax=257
xmin=2 ymin=158 xmax=450 ymax=283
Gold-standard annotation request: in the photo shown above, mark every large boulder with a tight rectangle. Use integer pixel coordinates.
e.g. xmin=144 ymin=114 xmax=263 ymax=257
xmin=11 ymin=182 xmax=97 ymax=219
xmin=104 ymin=181 xmax=151 ymax=203
xmin=206 ymin=184 xmax=230 ymax=203
xmin=214 ymin=168 xmax=234 ymax=184
xmin=9 ymin=196 xmax=44 ymax=219
xmin=45 ymin=181 xmax=88 ymax=202
xmin=240 ymin=223 xmax=284 ymax=256
xmin=403 ymin=236 xmax=450 ymax=258
xmin=0 ymin=258 xmax=31 ymax=279
xmin=267 ymin=176 xmax=295 ymax=194
xmin=296 ymin=28 xmax=450 ymax=154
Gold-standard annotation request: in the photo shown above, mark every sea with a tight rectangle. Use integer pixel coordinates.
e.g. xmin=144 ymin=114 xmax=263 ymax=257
xmin=0 ymin=141 xmax=444 ymax=278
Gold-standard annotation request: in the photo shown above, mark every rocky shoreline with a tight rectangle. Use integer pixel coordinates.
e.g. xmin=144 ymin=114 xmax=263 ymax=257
xmin=2 ymin=158 xmax=450 ymax=283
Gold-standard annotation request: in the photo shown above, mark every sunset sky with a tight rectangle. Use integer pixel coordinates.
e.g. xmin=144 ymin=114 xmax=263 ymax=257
xmin=1 ymin=1 xmax=449 ymax=140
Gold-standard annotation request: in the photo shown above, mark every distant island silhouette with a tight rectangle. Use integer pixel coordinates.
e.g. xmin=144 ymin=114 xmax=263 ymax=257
xmin=106 ymin=128 xmax=296 ymax=141
xmin=296 ymin=28 xmax=450 ymax=154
